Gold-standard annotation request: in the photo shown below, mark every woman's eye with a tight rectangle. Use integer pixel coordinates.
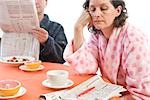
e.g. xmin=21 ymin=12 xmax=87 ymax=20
xmin=89 ymin=7 xmax=95 ymax=12
xmin=101 ymin=7 xmax=108 ymax=11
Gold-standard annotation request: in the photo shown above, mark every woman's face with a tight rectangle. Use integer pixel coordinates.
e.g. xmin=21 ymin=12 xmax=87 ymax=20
xmin=88 ymin=0 xmax=120 ymax=30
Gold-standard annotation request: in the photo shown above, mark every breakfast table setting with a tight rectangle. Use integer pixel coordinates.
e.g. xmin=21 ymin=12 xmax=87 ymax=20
xmin=0 ymin=57 xmax=95 ymax=100
xmin=0 ymin=56 xmax=126 ymax=100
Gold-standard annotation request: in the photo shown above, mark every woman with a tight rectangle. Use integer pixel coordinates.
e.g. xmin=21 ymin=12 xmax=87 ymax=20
xmin=64 ymin=0 xmax=150 ymax=99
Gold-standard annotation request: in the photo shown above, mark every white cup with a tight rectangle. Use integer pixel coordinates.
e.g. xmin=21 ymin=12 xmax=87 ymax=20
xmin=46 ymin=70 xmax=69 ymax=86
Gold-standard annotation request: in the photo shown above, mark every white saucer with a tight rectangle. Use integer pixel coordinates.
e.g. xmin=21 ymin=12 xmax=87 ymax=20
xmin=19 ymin=65 xmax=45 ymax=71
xmin=42 ymin=79 xmax=74 ymax=89
xmin=0 ymin=87 xmax=27 ymax=99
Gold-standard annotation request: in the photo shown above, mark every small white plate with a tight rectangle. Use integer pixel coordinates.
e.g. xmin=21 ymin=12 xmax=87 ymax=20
xmin=19 ymin=65 xmax=45 ymax=71
xmin=0 ymin=56 xmax=35 ymax=64
xmin=42 ymin=79 xmax=74 ymax=89
xmin=0 ymin=87 xmax=27 ymax=99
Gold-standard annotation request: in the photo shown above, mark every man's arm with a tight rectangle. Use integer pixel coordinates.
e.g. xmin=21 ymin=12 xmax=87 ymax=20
xmin=40 ymin=23 xmax=67 ymax=63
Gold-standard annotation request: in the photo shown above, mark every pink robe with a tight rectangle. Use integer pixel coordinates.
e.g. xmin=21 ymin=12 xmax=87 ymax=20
xmin=64 ymin=22 xmax=150 ymax=99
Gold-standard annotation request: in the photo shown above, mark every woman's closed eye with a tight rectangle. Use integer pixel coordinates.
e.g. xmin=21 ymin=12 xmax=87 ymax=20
xmin=101 ymin=6 xmax=108 ymax=11
xmin=89 ymin=7 xmax=96 ymax=12
xmin=89 ymin=6 xmax=108 ymax=13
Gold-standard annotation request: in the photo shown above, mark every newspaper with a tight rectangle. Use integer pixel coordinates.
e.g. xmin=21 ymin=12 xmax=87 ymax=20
xmin=0 ymin=0 xmax=39 ymax=59
xmin=40 ymin=75 xmax=126 ymax=100
xmin=1 ymin=33 xmax=39 ymax=59
xmin=0 ymin=0 xmax=39 ymax=33
xmin=40 ymin=90 xmax=68 ymax=100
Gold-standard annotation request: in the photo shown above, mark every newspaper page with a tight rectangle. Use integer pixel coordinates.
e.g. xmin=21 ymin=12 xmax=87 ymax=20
xmin=0 ymin=0 xmax=39 ymax=59
xmin=40 ymin=90 xmax=68 ymax=100
xmin=0 ymin=0 xmax=39 ymax=33
xmin=40 ymin=75 xmax=126 ymax=100
xmin=1 ymin=33 xmax=39 ymax=60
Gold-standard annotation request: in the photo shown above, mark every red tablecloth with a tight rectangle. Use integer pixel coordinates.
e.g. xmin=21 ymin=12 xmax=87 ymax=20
xmin=0 ymin=62 xmax=93 ymax=100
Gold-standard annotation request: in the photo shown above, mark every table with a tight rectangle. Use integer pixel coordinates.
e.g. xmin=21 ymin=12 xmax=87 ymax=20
xmin=0 ymin=62 xmax=93 ymax=100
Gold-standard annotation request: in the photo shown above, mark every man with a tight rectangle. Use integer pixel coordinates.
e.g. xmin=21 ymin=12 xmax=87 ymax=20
xmin=32 ymin=0 xmax=68 ymax=63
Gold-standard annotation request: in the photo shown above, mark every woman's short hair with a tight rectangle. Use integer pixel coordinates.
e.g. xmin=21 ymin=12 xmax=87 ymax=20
xmin=83 ymin=0 xmax=128 ymax=32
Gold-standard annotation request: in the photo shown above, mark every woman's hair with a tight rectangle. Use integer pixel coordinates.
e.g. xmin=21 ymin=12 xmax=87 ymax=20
xmin=83 ymin=0 xmax=128 ymax=33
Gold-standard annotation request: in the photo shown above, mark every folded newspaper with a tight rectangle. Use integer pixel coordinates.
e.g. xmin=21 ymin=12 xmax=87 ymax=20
xmin=40 ymin=75 xmax=126 ymax=100
xmin=0 ymin=0 xmax=39 ymax=59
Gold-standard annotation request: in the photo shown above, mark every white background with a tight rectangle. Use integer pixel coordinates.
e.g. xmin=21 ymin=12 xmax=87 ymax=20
xmin=45 ymin=0 xmax=84 ymax=41
xmin=45 ymin=0 xmax=150 ymax=41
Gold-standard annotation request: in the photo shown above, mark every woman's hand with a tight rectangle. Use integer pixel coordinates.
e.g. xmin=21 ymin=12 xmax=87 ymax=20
xmin=74 ymin=10 xmax=91 ymax=32
xmin=73 ymin=10 xmax=91 ymax=52
xmin=31 ymin=27 xmax=48 ymax=45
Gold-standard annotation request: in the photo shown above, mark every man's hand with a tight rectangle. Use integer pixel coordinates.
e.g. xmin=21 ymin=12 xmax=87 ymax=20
xmin=31 ymin=27 xmax=48 ymax=44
